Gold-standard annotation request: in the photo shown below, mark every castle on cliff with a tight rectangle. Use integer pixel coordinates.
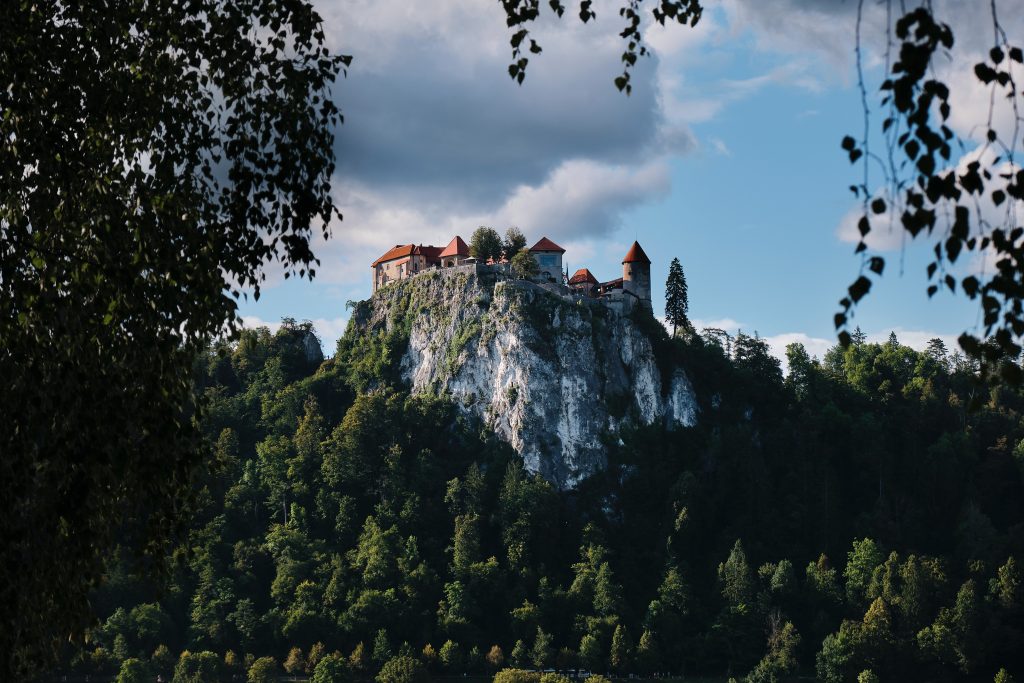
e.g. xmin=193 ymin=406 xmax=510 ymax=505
xmin=371 ymin=235 xmax=652 ymax=311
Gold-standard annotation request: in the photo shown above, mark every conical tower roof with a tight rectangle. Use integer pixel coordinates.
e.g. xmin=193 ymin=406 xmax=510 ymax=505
xmin=622 ymin=241 xmax=651 ymax=264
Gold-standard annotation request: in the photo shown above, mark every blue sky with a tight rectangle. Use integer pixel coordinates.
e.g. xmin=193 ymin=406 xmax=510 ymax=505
xmin=238 ymin=1 xmax=1016 ymax=369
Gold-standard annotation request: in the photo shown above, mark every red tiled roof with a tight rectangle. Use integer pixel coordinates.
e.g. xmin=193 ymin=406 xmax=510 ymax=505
xmin=371 ymin=244 xmax=442 ymax=267
xmin=530 ymin=236 xmax=565 ymax=253
xmin=600 ymin=278 xmax=624 ymax=290
xmin=439 ymin=236 xmax=469 ymax=258
xmin=569 ymin=268 xmax=599 ymax=285
xmin=622 ymin=241 xmax=651 ymax=264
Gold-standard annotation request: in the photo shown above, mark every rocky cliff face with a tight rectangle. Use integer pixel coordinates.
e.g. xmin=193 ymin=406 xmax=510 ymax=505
xmin=347 ymin=268 xmax=697 ymax=489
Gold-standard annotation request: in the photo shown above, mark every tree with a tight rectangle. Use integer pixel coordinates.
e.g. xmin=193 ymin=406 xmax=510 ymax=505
xmin=349 ymin=643 xmax=371 ymax=675
xmin=116 ymin=658 xmax=150 ymax=683
xmin=503 ymin=227 xmax=528 ymax=259
xmin=609 ymin=624 xmax=632 ymax=673
xmin=173 ymin=651 xmax=220 ymax=683
xmin=845 ymin=539 xmax=885 ymax=610
xmin=373 ymin=629 xmax=394 ymax=665
xmin=469 ymin=226 xmax=504 ymax=263
xmin=665 ymin=257 xmax=690 ymax=337
xmin=312 ymin=653 xmax=351 ymax=683
xmin=531 ymin=628 xmax=554 ymax=670
xmin=439 ymin=640 xmax=462 ymax=671
xmin=376 ymin=656 xmax=427 ymax=683
xmin=635 ymin=629 xmax=660 ymax=676
xmin=578 ymin=634 xmax=603 ymax=672
xmin=510 ymin=640 xmax=529 ymax=668
xmin=510 ymin=249 xmax=540 ymax=279
xmin=486 ymin=646 xmax=505 ymax=670
xmin=284 ymin=647 xmax=306 ymax=675
xmin=248 ymin=657 xmax=279 ymax=683
xmin=1 ymin=2 xmax=347 ymax=675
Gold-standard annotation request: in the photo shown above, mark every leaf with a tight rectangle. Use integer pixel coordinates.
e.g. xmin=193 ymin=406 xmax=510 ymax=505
xmin=858 ymin=216 xmax=871 ymax=237
xmin=871 ymin=198 xmax=886 ymax=214
xmin=975 ymin=62 xmax=997 ymax=83
xmin=848 ymin=276 xmax=871 ymax=303
xmin=868 ymin=256 xmax=885 ymax=275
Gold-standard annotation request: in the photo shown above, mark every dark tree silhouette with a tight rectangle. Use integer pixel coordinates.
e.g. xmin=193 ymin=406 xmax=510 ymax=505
xmin=0 ymin=1 xmax=347 ymax=675
xmin=665 ymin=257 xmax=690 ymax=338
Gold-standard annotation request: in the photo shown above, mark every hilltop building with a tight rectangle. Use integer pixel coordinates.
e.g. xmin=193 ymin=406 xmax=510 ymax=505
xmin=621 ymin=241 xmax=652 ymax=311
xmin=371 ymin=244 xmax=442 ymax=292
xmin=530 ymin=237 xmax=566 ymax=281
xmin=370 ymin=234 xmax=652 ymax=311
xmin=439 ymin=236 xmax=471 ymax=268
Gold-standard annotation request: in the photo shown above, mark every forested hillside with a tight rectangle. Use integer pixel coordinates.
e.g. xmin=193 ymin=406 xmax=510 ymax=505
xmin=70 ymin=316 xmax=1024 ymax=682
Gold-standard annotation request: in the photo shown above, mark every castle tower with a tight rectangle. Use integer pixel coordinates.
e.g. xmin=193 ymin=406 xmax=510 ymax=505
xmin=622 ymin=241 xmax=652 ymax=311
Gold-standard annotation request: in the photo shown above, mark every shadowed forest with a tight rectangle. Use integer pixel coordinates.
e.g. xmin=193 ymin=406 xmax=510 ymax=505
xmin=70 ymin=318 xmax=1024 ymax=682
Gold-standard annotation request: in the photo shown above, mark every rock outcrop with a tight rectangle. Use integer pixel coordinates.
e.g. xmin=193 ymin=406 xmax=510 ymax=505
xmin=346 ymin=267 xmax=697 ymax=489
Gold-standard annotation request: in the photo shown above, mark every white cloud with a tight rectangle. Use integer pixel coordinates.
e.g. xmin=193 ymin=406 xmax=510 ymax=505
xmin=691 ymin=317 xmax=746 ymax=333
xmin=835 ymin=203 xmax=907 ymax=252
xmin=762 ymin=331 xmax=834 ymax=371
xmin=709 ymin=137 xmax=731 ymax=156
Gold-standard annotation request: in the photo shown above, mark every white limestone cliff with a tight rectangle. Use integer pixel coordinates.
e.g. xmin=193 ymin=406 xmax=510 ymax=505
xmin=351 ymin=267 xmax=698 ymax=489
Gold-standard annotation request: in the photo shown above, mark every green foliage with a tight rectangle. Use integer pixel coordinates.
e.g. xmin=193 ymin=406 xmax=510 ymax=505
xmin=745 ymin=618 xmax=800 ymax=683
xmin=248 ymin=657 xmax=279 ymax=683
xmin=439 ymin=640 xmax=462 ymax=671
xmin=610 ymin=624 xmax=632 ymax=673
xmin=173 ymin=651 xmax=220 ymax=683
xmin=59 ymin=294 xmax=1024 ymax=683
xmin=312 ymin=653 xmax=351 ymax=683
xmin=376 ymin=655 xmax=428 ymax=683
xmin=509 ymin=640 xmax=529 ymax=668
xmin=511 ymin=249 xmax=540 ymax=279
xmin=493 ymin=668 xmax=541 ymax=683
xmin=539 ymin=673 xmax=571 ymax=683
xmin=531 ymin=628 xmax=554 ymax=669
xmin=503 ymin=228 xmax=528 ymax=259
xmin=845 ymin=539 xmax=885 ymax=609
xmin=1 ymin=2 xmax=347 ymax=674
xmin=284 ymin=647 xmax=306 ymax=674
xmin=470 ymin=227 xmax=504 ymax=263
xmin=116 ymin=658 xmax=150 ymax=683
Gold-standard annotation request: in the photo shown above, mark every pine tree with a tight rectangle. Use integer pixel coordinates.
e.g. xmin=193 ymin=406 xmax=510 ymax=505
xmin=665 ymin=257 xmax=690 ymax=337
xmin=610 ymin=624 xmax=632 ymax=673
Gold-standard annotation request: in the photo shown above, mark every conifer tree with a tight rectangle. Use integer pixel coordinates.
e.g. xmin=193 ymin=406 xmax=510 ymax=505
xmin=610 ymin=624 xmax=632 ymax=673
xmin=665 ymin=257 xmax=690 ymax=337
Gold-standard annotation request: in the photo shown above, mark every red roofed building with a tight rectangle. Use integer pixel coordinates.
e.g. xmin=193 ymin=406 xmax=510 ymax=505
xmin=371 ymin=243 xmax=443 ymax=292
xmin=529 ymin=236 xmax=565 ymax=282
xmin=439 ymin=236 xmax=471 ymax=267
xmin=569 ymin=268 xmax=599 ymax=296
xmin=568 ymin=268 xmax=598 ymax=285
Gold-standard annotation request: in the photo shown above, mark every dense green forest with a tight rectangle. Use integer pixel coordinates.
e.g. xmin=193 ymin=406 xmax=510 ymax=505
xmin=69 ymin=315 xmax=1024 ymax=682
